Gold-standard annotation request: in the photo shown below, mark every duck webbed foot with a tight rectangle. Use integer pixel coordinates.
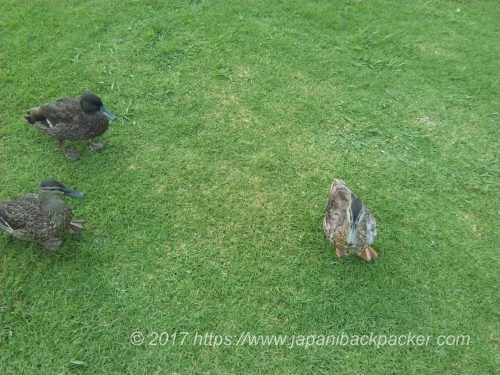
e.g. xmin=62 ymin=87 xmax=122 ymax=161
xmin=64 ymin=149 xmax=81 ymax=160
xmin=88 ymin=140 xmax=105 ymax=151
xmin=41 ymin=238 xmax=63 ymax=250
xmin=68 ymin=219 xmax=85 ymax=234
xmin=59 ymin=140 xmax=80 ymax=160
xmin=357 ymin=246 xmax=378 ymax=262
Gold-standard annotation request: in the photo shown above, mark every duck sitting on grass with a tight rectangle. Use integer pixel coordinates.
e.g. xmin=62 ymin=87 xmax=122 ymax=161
xmin=323 ymin=179 xmax=378 ymax=261
xmin=0 ymin=180 xmax=85 ymax=250
xmin=25 ymin=92 xmax=117 ymax=160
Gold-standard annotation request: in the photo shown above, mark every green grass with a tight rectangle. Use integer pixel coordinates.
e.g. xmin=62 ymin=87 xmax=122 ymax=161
xmin=1 ymin=0 xmax=498 ymax=373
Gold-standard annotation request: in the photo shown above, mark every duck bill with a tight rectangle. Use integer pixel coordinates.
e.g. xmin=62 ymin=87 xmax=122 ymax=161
xmin=63 ymin=189 xmax=85 ymax=199
xmin=100 ymin=106 xmax=117 ymax=121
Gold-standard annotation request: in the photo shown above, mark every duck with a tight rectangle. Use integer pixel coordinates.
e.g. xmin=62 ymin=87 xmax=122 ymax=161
xmin=323 ymin=179 xmax=378 ymax=261
xmin=0 ymin=180 xmax=85 ymax=250
xmin=25 ymin=92 xmax=117 ymax=160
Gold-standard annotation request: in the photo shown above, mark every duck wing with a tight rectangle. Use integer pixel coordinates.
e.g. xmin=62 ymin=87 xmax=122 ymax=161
xmin=0 ymin=195 xmax=41 ymax=232
xmin=25 ymin=98 xmax=80 ymax=128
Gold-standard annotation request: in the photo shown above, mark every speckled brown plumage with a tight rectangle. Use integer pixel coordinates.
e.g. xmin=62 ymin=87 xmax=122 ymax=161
xmin=323 ymin=179 xmax=378 ymax=261
xmin=25 ymin=92 xmax=116 ymax=159
xmin=0 ymin=180 xmax=85 ymax=250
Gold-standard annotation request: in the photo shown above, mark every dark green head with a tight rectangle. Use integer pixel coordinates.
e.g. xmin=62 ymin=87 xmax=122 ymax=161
xmin=39 ymin=180 xmax=85 ymax=199
xmin=80 ymin=92 xmax=117 ymax=121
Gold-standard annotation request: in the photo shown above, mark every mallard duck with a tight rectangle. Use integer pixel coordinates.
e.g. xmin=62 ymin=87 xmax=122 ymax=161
xmin=323 ymin=179 xmax=378 ymax=261
xmin=25 ymin=92 xmax=117 ymax=160
xmin=0 ymin=180 xmax=85 ymax=250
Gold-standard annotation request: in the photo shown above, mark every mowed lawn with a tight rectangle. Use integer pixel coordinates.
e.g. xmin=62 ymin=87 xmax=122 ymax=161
xmin=0 ymin=1 xmax=498 ymax=373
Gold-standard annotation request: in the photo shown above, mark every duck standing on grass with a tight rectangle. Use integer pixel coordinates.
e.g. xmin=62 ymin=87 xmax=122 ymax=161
xmin=0 ymin=180 xmax=85 ymax=250
xmin=25 ymin=92 xmax=117 ymax=160
xmin=323 ymin=179 xmax=378 ymax=261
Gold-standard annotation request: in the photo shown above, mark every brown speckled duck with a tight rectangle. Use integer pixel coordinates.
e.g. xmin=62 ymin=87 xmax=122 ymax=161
xmin=323 ymin=179 xmax=378 ymax=261
xmin=25 ymin=92 xmax=117 ymax=160
xmin=0 ymin=180 xmax=85 ymax=250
